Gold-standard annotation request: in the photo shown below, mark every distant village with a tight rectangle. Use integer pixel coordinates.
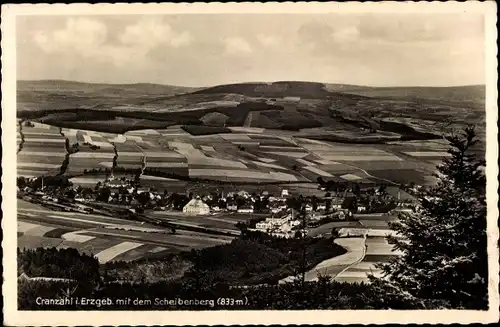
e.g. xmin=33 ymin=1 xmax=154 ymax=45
xmin=17 ymin=173 xmax=419 ymax=239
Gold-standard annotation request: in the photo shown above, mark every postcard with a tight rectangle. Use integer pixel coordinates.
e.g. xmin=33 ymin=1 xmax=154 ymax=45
xmin=2 ymin=2 xmax=498 ymax=325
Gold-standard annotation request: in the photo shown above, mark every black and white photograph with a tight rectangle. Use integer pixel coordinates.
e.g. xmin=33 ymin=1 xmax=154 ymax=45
xmin=2 ymin=2 xmax=498 ymax=325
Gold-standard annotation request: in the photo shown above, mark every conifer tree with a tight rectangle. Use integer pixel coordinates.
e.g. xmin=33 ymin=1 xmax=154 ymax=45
xmin=370 ymin=127 xmax=488 ymax=309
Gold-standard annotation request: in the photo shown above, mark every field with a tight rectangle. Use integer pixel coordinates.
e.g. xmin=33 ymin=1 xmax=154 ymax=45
xmin=16 ymin=118 xmax=457 ymax=188
xmin=17 ymin=199 xmax=238 ymax=262
xmin=17 ymin=122 xmax=67 ymax=177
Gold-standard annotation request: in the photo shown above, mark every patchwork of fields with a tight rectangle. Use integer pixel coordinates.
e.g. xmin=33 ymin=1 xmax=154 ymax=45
xmin=17 ymin=122 xmax=448 ymax=188
xmin=17 ymin=121 xmax=66 ymax=178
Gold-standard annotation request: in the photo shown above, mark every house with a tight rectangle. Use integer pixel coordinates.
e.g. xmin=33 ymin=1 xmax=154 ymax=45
xmin=331 ymin=197 xmax=343 ymax=210
xmin=237 ymin=190 xmax=250 ymax=199
xmin=182 ymin=197 xmax=210 ymax=215
xmin=357 ymin=205 xmax=367 ymax=212
xmin=256 ymin=221 xmax=273 ymax=231
xmin=270 ymin=206 xmax=282 ymax=214
xmin=202 ymin=194 xmax=213 ymax=202
xmin=227 ymin=203 xmax=238 ymax=211
xmin=281 ymin=189 xmax=289 ymax=197
xmin=237 ymin=205 xmax=254 ymax=214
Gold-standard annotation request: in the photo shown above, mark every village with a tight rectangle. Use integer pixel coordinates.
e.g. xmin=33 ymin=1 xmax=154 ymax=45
xmin=17 ymin=172 xmax=418 ymax=239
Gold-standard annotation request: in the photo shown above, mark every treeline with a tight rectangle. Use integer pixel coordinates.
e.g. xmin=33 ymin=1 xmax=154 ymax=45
xmin=17 ymin=175 xmax=73 ymax=190
xmin=18 ymin=248 xmax=100 ymax=283
xmin=181 ymin=125 xmax=231 ymax=135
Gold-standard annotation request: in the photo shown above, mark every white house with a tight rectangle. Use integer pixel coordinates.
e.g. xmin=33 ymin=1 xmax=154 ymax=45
xmin=237 ymin=190 xmax=251 ymax=199
xmin=331 ymin=198 xmax=343 ymax=210
xmin=281 ymin=189 xmax=289 ymax=197
xmin=271 ymin=207 xmax=282 ymax=214
xmin=182 ymin=198 xmax=210 ymax=215
xmin=256 ymin=221 xmax=273 ymax=230
xmin=357 ymin=205 xmax=367 ymax=212
xmin=256 ymin=215 xmax=290 ymax=231
xmin=237 ymin=205 xmax=254 ymax=214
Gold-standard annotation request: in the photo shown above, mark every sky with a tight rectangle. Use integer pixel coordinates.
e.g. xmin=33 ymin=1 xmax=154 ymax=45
xmin=16 ymin=13 xmax=485 ymax=87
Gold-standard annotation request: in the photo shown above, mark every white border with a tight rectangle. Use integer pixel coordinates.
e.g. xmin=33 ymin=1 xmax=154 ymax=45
xmin=2 ymin=2 xmax=499 ymax=325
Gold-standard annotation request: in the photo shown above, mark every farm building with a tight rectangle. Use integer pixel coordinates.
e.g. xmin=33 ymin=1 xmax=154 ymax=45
xmin=182 ymin=198 xmax=210 ymax=215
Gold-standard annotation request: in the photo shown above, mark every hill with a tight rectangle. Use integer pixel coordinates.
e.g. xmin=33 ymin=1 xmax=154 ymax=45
xmin=17 ymin=80 xmax=202 ymax=112
xmin=18 ymin=79 xmax=201 ymax=96
xmin=16 ymin=80 xmax=485 ymax=143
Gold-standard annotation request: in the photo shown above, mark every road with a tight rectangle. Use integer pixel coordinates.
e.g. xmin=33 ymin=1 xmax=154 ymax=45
xmin=280 ymin=212 xmax=403 ymax=284
xmin=305 ymin=236 xmax=367 ymax=282
xmin=279 ymin=236 xmax=366 ymax=284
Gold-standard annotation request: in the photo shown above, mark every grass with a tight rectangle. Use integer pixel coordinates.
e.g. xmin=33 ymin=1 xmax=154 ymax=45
xmin=18 ymin=235 xmax=63 ymax=249
xmin=95 ymin=241 xmax=144 ymax=264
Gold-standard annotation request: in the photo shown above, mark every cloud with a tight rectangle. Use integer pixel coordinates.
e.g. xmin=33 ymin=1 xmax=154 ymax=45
xmin=223 ymin=37 xmax=252 ymax=55
xmin=33 ymin=17 xmax=193 ymax=66
xmin=256 ymin=34 xmax=281 ymax=48
xmin=118 ymin=18 xmax=193 ymax=49
xmin=356 ymin=14 xmax=483 ymax=43
xmin=332 ymin=26 xmax=360 ymax=43
xmin=34 ymin=18 xmax=108 ymax=55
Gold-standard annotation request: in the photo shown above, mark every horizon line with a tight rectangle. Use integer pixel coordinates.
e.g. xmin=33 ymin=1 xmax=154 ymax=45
xmin=16 ymin=78 xmax=486 ymax=89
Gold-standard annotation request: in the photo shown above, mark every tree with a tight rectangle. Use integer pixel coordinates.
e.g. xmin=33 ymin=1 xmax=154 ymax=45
xmin=81 ymin=187 xmax=94 ymax=199
xmin=370 ymin=127 xmax=487 ymax=309
xmin=311 ymin=195 xmax=318 ymax=211
xmin=136 ymin=192 xmax=151 ymax=206
xmin=353 ymin=183 xmax=361 ymax=197
xmin=96 ymin=187 xmax=111 ymax=202
xmin=17 ymin=176 xmax=27 ymax=189
xmin=64 ymin=188 xmax=76 ymax=200
xmin=378 ymin=183 xmax=387 ymax=194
